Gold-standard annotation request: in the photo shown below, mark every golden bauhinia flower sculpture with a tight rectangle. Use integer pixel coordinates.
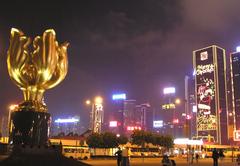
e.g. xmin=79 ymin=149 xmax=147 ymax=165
xmin=7 ymin=28 xmax=69 ymax=112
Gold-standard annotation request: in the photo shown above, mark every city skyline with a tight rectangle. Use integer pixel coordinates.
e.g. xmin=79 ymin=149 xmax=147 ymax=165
xmin=1 ymin=0 xmax=240 ymax=130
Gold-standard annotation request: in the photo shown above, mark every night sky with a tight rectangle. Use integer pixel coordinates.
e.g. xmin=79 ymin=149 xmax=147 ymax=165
xmin=1 ymin=0 xmax=240 ymax=129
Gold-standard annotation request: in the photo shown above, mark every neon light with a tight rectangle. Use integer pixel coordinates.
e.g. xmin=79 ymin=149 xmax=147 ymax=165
xmin=95 ymin=103 xmax=103 ymax=111
xmin=200 ymin=51 xmax=208 ymax=61
xmin=196 ymin=64 xmax=214 ymax=75
xmin=112 ymin=93 xmax=126 ymax=100
xmin=234 ymin=130 xmax=240 ymax=141
xmin=198 ymin=104 xmax=210 ymax=110
xmin=197 ymin=114 xmax=217 ymax=131
xmin=162 ymin=103 xmax=176 ymax=110
xmin=173 ymin=119 xmax=179 ymax=124
xmin=236 ymin=46 xmax=240 ymax=52
xmin=192 ymin=105 xmax=197 ymax=113
xmin=174 ymin=138 xmax=203 ymax=145
xmin=54 ymin=118 xmax=79 ymax=123
xmin=153 ymin=121 xmax=163 ymax=128
xmin=193 ymin=70 xmax=196 ymax=76
xmin=109 ymin=121 xmax=118 ymax=127
xmin=186 ymin=115 xmax=191 ymax=120
xmin=127 ymin=126 xmax=142 ymax=131
xmin=163 ymin=87 xmax=175 ymax=94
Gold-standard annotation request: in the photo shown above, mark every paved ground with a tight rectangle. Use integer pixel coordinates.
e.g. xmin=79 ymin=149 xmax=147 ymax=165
xmin=82 ymin=157 xmax=238 ymax=166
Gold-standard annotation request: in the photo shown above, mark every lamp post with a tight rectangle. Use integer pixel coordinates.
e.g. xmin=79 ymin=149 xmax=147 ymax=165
xmin=85 ymin=99 xmax=92 ymax=130
xmin=175 ymin=98 xmax=191 ymax=165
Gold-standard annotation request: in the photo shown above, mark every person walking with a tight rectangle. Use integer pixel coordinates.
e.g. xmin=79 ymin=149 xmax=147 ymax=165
xmin=212 ymin=148 xmax=219 ymax=166
xmin=115 ymin=147 xmax=122 ymax=166
xmin=236 ymin=154 xmax=240 ymax=165
xmin=122 ymin=147 xmax=130 ymax=166
xmin=195 ymin=153 xmax=199 ymax=163
xmin=162 ymin=155 xmax=172 ymax=166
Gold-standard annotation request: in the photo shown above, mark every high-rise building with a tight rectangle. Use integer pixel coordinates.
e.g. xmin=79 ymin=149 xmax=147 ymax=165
xmin=185 ymin=75 xmax=197 ymax=138
xmin=193 ymin=45 xmax=228 ymax=144
xmin=123 ymin=100 xmax=142 ymax=134
xmin=109 ymin=93 xmax=126 ymax=135
xmin=92 ymin=100 xmax=104 ymax=133
xmin=135 ymin=103 xmax=152 ymax=131
xmin=230 ymin=51 xmax=240 ymax=141
xmin=162 ymin=87 xmax=177 ymax=125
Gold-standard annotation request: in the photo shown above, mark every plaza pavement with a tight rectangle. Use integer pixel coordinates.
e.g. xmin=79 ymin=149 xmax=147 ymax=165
xmin=82 ymin=157 xmax=239 ymax=166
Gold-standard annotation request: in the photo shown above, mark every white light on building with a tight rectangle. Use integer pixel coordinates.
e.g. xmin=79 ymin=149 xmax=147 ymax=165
xmin=236 ymin=46 xmax=240 ymax=52
xmin=153 ymin=120 xmax=163 ymax=128
xmin=163 ymin=87 xmax=176 ymax=94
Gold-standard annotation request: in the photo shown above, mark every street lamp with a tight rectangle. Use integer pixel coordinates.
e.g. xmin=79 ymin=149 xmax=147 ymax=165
xmin=95 ymin=96 xmax=103 ymax=104
xmin=85 ymin=99 xmax=94 ymax=131
xmin=85 ymin=100 xmax=91 ymax=105
xmin=175 ymin=98 xmax=181 ymax=105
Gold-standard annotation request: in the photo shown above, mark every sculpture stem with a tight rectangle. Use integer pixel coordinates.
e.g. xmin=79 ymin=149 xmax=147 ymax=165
xmin=23 ymin=87 xmax=45 ymax=102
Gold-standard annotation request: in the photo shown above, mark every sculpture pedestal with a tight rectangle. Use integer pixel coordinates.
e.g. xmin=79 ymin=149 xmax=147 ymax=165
xmin=9 ymin=110 xmax=51 ymax=146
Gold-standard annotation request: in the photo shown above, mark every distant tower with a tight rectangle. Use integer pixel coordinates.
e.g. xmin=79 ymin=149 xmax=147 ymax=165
xmin=185 ymin=75 xmax=197 ymax=138
xmin=230 ymin=50 xmax=240 ymax=141
xmin=184 ymin=76 xmax=191 ymax=139
xmin=123 ymin=100 xmax=139 ymax=133
xmin=136 ymin=103 xmax=152 ymax=131
xmin=193 ymin=45 xmax=228 ymax=144
xmin=111 ymin=93 xmax=126 ymax=135
xmin=92 ymin=97 xmax=104 ymax=133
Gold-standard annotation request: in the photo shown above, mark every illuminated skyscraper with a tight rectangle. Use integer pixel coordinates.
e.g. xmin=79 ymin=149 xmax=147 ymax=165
xmin=109 ymin=93 xmax=126 ymax=135
xmin=92 ymin=98 xmax=104 ymax=133
xmin=193 ymin=45 xmax=228 ymax=144
xmin=123 ymin=100 xmax=141 ymax=133
xmin=230 ymin=51 xmax=240 ymax=141
xmin=135 ymin=103 xmax=152 ymax=131
xmin=184 ymin=75 xmax=196 ymax=138
xmin=162 ymin=87 xmax=177 ymax=124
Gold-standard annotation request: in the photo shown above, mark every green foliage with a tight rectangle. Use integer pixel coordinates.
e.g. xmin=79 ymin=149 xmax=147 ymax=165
xmin=130 ymin=130 xmax=173 ymax=149
xmin=131 ymin=130 xmax=146 ymax=146
xmin=86 ymin=132 xmax=119 ymax=148
xmin=102 ymin=132 xmax=118 ymax=148
xmin=86 ymin=133 xmax=103 ymax=148
xmin=117 ymin=135 xmax=128 ymax=145
xmin=161 ymin=135 xmax=174 ymax=149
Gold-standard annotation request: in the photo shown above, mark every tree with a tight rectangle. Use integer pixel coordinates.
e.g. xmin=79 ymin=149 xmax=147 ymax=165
xmin=131 ymin=131 xmax=173 ymax=152
xmin=131 ymin=130 xmax=146 ymax=147
xmin=144 ymin=131 xmax=154 ymax=144
xmin=86 ymin=133 xmax=104 ymax=155
xmin=117 ymin=135 xmax=128 ymax=145
xmin=162 ymin=135 xmax=173 ymax=149
xmin=102 ymin=132 xmax=118 ymax=155
xmin=86 ymin=133 xmax=103 ymax=148
xmin=102 ymin=132 xmax=118 ymax=148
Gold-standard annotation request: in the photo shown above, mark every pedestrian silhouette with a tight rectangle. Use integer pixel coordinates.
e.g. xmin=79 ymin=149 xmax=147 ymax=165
xmin=115 ymin=147 xmax=122 ymax=166
xmin=122 ymin=147 xmax=130 ymax=166
xmin=195 ymin=153 xmax=199 ymax=163
xmin=212 ymin=148 xmax=219 ymax=166
xmin=162 ymin=155 xmax=172 ymax=166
